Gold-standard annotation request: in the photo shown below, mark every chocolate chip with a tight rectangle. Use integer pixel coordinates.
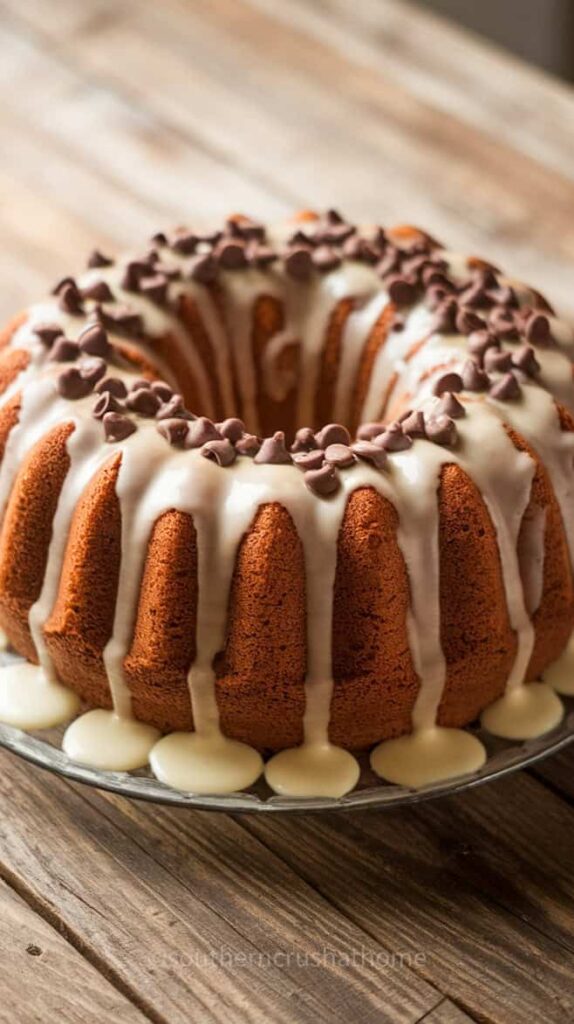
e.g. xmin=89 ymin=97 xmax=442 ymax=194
xmin=401 ymin=410 xmax=426 ymax=437
xmin=139 ymin=274 xmax=169 ymax=305
xmin=512 ymin=343 xmax=540 ymax=377
xmin=186 ymin=417 xmax=222 ymax=448
xmin=488 ymin=307 xmax=519 ymax=340
xmin=96 ymin=376 xmax=128 ymax=399
xmin=247 ymin=244 xmax=278 ymax=268
xmin=343 ymin=235 xmax=378 ymax=264
xmin=439 ymin=392 xmax=465 ymax=419
xmin=312 ymin=246 xmax=341 ymax=272
xmin=57 ymin=367 xmax=93 ymax=400
xmin=103 ymin=412 xmax=137 ymax=443
xmin=425 ymin=284 xmax=452 ymax=311
xmin=172 ymin=232 xmax=198 ymax=255
xmin=387 ymin=276 xmax=417 ymax=306
xmin=215 ymin=239 xmax=248 ymax=270
xmin=455 ymin=308 xmax=486 ymax=335
xmin=293 ymin=449 xmax=325 ymax=471
xmin=150 ymin=380 xmax=174 ymax=402
xmin=356 ymin=422 xmax=386 ymax=441
xmin=457 ymin=282 xmax=490 ymax=310
xmin=121 ymin=260 xmax=150 ymax=293
xmin=87 ymin=250 xmax=113 ymax=269
xmin=315 ymin=423 xmax=351 ymax=449
xmin=489 ymin=372 xmax=521 ymax=401
xmin=49 ymin=337 xmax=80 ymax=362
xmin=157 ymin=418 xmax=190 ymax=447
xmin=81 ymin=357 xmax=107 ymax=386
xmin=493 ymin=284 xmax=518 ymax=308
xmin=324 ymin=443 xmax=355 ymax=468
xmin=433 ymin=371 xmax=463 ymax=396
xmin=351 ymin=440 xmax=388 ymax=469
xmin=126 ymin=387 xmax=162 ymax=417
xmin=467 ymin=329 xmax=499 ymax=362
xmin=81 ymin=280 xmax=115 ymax=303
xmin=284 ymin=246 xmax=313 ymax=281
xmin=484 ymin=348 xmax=513 ymax=373
xmin=58 ymin=281 xmax=84 ymax=316
xmin=188 ymin=253 xmax=218 ymax=284
xmin=226 ymin=216 xmax=266 ymax=242
xmin=304 ymin=464 xmax=340 ymax=497
xmin=217 ymin=417 xmax=245 ymax=443
xmin=254 ymin=431 xmax=292 ymax=465
xmin=79 ymin=323 xmax=111 ymax=358
xmin=291 ymin=427 xmax=318 ymax=453
xmin=376 ymin=247 xmax=401 ymax=279
xmin=432 ymin=298 xmax=458 ymax=333
xmin=235 ymin=433 xmax=261 ymax=456
xmin=525 ymin=312 xmax=552 ymax=346
xmin=150 ymin=232 xmax=168 ymax=247
xmin=374 ymin=422 xmax=412 ymax=452
xmin=94 ymin=305 xmax=144 ymax=338
xmin=156 ymin=394 xmax=193 ymax=421
xmin=461 ymin=359 xmax=489 ymax=392
xmin=201 ymin=438 xmax=237 ymax=466
xmin=92 ymin=391 xmax=124 ymax=419
xmin=425 ymin=414 xmax=457 ymax=447
xmin=33 ymin=323 xmax=63 ymax=347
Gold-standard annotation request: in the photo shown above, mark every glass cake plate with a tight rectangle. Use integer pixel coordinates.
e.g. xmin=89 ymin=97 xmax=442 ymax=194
xmin=0 ymin=651 xmax=572 ymax=812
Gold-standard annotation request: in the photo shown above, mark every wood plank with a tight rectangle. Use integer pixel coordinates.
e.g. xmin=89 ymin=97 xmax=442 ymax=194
xmin=531 ymin=743 xmax=574 ymax=802
xmin=0 ymin=875 xmax=149 ymax=1024
xmin=0 ymin=750 xmax=443 ymax=1024
xmin=251 ymin=0 xmax=574 ymax=179
xmin=418 ymin=1000 xmax=476 ymax=1024
xmin=240 ymin=771 xmax=574 ymax=1023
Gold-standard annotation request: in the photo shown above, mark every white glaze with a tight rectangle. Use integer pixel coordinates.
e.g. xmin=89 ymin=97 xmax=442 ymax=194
xmin=63 ymin=709 xmax=159 ymax=771
xmin=0 ymin=662 xmax=80 ymax=730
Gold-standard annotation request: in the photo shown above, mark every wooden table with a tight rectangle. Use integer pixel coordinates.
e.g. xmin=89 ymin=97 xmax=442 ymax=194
xmin=1 ymin=2 xmax=574 ymax=1021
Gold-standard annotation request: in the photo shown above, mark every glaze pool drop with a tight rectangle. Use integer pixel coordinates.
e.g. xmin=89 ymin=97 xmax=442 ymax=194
xmin=480 ymin=682 xmax=563 ymax=740
xmin=149 ymin=732 xmax=263 ymax=795
xmin=265 ymin=743 xmax=360 ymax=798
xmin=0 ymin=662 xmax=80 ymax=730
xmin=63 ymin=709 xmax=160 ymax=771
xmin=370 ymin=727 xmax=486 ymax=788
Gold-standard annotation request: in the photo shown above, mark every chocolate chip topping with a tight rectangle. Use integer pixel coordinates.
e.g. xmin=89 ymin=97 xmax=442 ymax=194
xmin=467 ymin=330 xmax=499 ymax=362
xmin=315 ymin=423 xmax=351 ymax=449
xmin=96 ymin=376 xmax=128 ymax=399
xmin=79 ymin=323 xmax=111 ymax=358
xmin=156 ymin=394 xmax=193 ymax=421
xmin=92 ymin=391 xmax=124 ymax=419
xmin=121 ymin=260 xmax=151 ymax=293
xmin=387 ymin=276 xmax=417 ymax=307
xmin=126 ymin=387 xmax=162 ymax=417
xmin=525 ymin=311 xmax=552 ymax=346
xmin=82 ymin=280 xmax=115 ymax=303
xmin=188 ymin=253 xmax=218 ymax=284
xmin=235 ymin=433 xmax=261 ymax=456
xmin=81 ymin=357 xmax=107 ymax=387
xmin=455 ymin=308 xmax=486 ymax=335
xmin=425 ymin=413 xmax=457 ymax=447
xmin=140 ymin=274 xmax=169 ymax=305
xmin=351 ymin=440 xmax=388 ymax=469
xmin=201 ymin=438 xmax=237 ymax=466
xmin=49 ymin=337 xmax=80 ymax=362
xmin=87 ymin=250 xmax=113 ymax=269
xmin=401 ymin=410 xmax=426 ymax=438
xmin=375 ymin=422 xmax=412 ymax=452
xmin=94 ymin=305 xmax=143 ymax=339
xmin=157 ymin=418 xmax=190 ymax=447
xmin=217 ymin=417 xmax=246 ymax=443
xmin=304 ymin=464 xmax=340 ymax=497
xmin=356 ymin=422 xmax=385 ymax=441
xmin=57 ymin=367 xmax=93 ymax=400
xmin=461 ymin=358 xmax=489 ymax=392
xmin=291 ymin=427 xmax=318 ymax=453
xmin=312 ymin=246 xmax=342 ymax=273
xmin=433 ymin=372 xmax=463 ymax=396
xmin=438 ymin=392 xmax=465 ymax=419
xmin=58 ymin=281 xmax=84 ymax=316
xmin=172 ymin=231 xmax=198 ymax=255
xmin=512 ymin=343 xmax=540 ymax=377
xmin=293 ymin=449 xmax=325 ymax=471
xmin=432 ymin=298 xmax=458 ymax=334
xmin=33 ymin=323 xmax=64 ymax=348
xmin=489 ymin=371 xmax=521 ymax=401
xmin=103 ymin=412 xmax=137 ymax=443
xmin=284 ymin=246 xmax=313 ymax=281
xmin=324 ymin=443 xmax=355 ymax=468
xmin=254 ymin=431 xmax=292 ymax=465
xmin=484 ymin=348 xmax=513 ymax=374
xmin=215 ymin=239 xmax=248 ymax=270
xmin=186 ymin=417 xmax=222 ymax=448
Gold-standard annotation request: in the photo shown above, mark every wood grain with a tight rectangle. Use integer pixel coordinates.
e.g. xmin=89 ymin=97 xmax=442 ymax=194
xmin=0 ymin=876 xmax=149 ymax=1024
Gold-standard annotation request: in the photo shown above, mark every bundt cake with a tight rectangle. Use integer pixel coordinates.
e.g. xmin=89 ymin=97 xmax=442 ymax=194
xmin=0 ymin=209 xmax=572 ymax=797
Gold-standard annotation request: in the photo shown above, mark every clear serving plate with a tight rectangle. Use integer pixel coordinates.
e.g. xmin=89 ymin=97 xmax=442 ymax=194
xmin=0 ymin=648 xmax=572 ymax=813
